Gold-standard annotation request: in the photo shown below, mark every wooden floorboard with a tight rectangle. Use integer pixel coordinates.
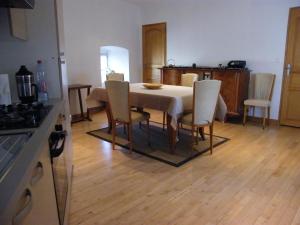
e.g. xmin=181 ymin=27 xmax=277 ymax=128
xmin=69 ymin=110 xmax=300 ymax=225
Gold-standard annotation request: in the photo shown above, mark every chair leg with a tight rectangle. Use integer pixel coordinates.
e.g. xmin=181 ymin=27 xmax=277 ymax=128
xmin=147 ymin=119 xmax=150 ymax=146
xmin=191 ymin=125 xmax=195 ymax=147
xmin=139 ymin=121 xmax=142 ymax=129
xmin=199 ymin=127 xmax=205 ymax=141
xmin=263 ymin=107 xmax=267 ymax=129
xmin=267 ymin=107 xmax=271 ymax=126
xmin=196 ymin=126 xmax=199 ymax=145
xmin=209 ymin=124 xmax=213 ymax=155
xmin=127 ymin=123 xmax=130 ymax=141
xmin=128 ymin=123 xmax=133 ymax=153
xmin=163 ymin=112 xmax=166 ymax=131
xmin=123 ymin=124 xmax=126 ymax=134
xmin=112 ymin=121 xmax=116 ymax=150
xmin=243 ymin=105 xmax=248 ymax=126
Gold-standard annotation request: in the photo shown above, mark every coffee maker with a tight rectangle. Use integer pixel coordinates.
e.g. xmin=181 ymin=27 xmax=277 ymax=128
xmin=16 ymin=65 xmax=38 ymax=104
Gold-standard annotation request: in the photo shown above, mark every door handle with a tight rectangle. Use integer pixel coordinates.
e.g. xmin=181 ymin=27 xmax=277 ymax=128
xmin=30 ymin=161 xmax=44 ymax=185
xmin=286 ymin=64 xmax=292 ymax=76
xmin=12 ymin=189 xmax=33 ymax=225
xmin=49 ymin=131 xmax=66 ymax=159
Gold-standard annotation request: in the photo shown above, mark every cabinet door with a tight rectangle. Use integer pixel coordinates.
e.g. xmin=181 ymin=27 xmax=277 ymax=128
xmin=15 ymin=144 xmax=59 ymax=225
xmin=9 ymin=9 xmax=27 ymax=40
xmin=214 ymin=71 xmax=239 ymax=114
xmin=162 ymin=69 xmax=181 ymax=85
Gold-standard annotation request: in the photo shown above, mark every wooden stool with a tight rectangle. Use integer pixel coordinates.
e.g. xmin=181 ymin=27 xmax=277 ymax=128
xmin=68 ymin=84 xmax=92 ymax=123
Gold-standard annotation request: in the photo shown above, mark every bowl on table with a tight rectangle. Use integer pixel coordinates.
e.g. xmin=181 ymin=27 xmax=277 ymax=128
xmin=143 ymin=83 xmax=163 ymax=90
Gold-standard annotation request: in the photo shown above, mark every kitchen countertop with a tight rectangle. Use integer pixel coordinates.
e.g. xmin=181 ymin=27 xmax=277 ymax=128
xmin=0 ymin=99 xmax=64 ymax=212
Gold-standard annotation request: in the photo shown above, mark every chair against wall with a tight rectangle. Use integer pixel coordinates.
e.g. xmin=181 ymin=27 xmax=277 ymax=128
xmin=178 ymin=80 xmax=221 ymax=154
xmin=181 ymin=73 xmax=199 ymax=87
xmin=106 ymin=72 xmax=124 ymax=81
xmin=243 ymin=73 xmax=275 ymax=129
xmin=105 ymin=81 xmax=150 ymax=152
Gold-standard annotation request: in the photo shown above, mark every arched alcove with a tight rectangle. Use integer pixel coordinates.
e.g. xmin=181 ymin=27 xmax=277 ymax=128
xmin=100 ymin=46 xmax=130 ymax=85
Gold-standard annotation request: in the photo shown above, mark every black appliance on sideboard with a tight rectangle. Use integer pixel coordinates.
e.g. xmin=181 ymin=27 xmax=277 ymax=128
xmin=227 ymin=60 xmax=246 ymax=69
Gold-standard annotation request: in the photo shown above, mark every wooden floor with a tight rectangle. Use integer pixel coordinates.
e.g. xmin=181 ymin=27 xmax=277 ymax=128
xmin=69 ymin=110 xmax=300 ymax=225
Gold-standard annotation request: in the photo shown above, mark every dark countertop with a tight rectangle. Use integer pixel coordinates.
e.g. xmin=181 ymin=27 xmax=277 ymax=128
xmin=0 ymin=99 xmax=64 ymax=211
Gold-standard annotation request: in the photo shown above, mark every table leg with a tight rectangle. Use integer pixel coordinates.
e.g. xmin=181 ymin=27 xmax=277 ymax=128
xmin=104 ymin=102 xmax=113 ymax=134
xmin=167 ymin=114 xmax=176 ymax=153
xmin=86 ymin=87 xmax=92 ymax=121
xmin=199 ymin=127 xmax=205 ymax=141
xmin=78 ymin=89 xmax=84 ymax=120
xmin=86 ymin=108 xmax=92 ymax=121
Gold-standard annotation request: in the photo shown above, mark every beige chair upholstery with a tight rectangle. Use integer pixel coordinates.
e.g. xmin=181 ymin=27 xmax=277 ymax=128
xmin=105 ymin=80 xmax=150 ymax=152
xmin=181 ymin=73 xmax=199 ymax=87
xmin=162 ymin=73 xmax=199 ymax=130
xmin=243 ymin=73 xmax=275 ymax=129
xmin=179 ymin=80 xmax=221 ymax=154
xmin=106 ymin=72 xmax=124 ymax=81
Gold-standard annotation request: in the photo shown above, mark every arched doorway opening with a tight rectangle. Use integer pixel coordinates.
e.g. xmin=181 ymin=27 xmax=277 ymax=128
xmin=100 ymin=46 xmax=129 ymax=85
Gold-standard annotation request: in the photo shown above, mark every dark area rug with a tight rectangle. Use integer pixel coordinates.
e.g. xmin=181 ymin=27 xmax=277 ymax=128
xmin=87 ymin=122 xmax=229 ymax=167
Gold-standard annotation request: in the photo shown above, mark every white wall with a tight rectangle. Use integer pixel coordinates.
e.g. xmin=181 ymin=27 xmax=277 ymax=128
xmin=63 ymin=0 xmax=142 ymax=114
xmin=0 ymin=0 xmax=61 ymax=102
xmin=140 ymin=0 xmax=300 ymax=119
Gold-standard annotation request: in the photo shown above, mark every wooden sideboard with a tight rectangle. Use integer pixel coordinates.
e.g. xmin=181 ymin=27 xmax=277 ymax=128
xmin=159 ymin=67 xmax=250 ymax=117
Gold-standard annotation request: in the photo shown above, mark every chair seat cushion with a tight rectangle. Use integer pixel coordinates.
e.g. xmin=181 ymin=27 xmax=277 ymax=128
xmin=180 ymin=113 xmax=209 ymax=126
xmin=131 ymin=111 xmax=150 ymax=123
xmin=244 ymin=99 xmax=271 ymax=107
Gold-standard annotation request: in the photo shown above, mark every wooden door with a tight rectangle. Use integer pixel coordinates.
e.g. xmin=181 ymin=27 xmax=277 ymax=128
xmin=143 ymin=23 xmax=166 ymax=83
xmin=280 ymin=7 xmax=300 ymax=127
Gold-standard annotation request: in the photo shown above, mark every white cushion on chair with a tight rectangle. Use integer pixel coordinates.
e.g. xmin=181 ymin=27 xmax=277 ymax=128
xmin=244 ymin=99 xmax=271 ymax=107
xmin=180 ymin=113 xmax=209 ymax=126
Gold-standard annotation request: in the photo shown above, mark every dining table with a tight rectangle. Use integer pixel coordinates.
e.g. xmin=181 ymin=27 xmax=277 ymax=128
xmin=86 ymin=83 xmax=227 ymax=152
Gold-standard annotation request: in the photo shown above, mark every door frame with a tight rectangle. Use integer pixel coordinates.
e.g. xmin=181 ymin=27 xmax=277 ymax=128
xmin=279 ymin=7 xmax=300 ymax=126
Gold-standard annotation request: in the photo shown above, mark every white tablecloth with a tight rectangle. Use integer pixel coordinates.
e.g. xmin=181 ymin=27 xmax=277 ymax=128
xmin=86 ymin=83 xmax=227 ymax=128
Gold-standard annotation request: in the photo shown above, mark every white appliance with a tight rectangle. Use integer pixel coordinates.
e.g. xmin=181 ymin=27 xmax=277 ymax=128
xmin=0 ymin=74 xmax=12 ymax=105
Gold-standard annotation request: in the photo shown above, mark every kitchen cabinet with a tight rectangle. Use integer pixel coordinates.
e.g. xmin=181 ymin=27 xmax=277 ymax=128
xmin=1 ymin=140 xmax=59 ymax=225
xmin=9 ymin=9 xmax=27 ymax=40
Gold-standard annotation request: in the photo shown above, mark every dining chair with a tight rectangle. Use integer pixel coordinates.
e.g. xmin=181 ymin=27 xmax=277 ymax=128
xmin=178 ymin=80 xmax=221 ymax=154
xmin=243 ymin=73 xmax=275 ymax=129
xmin=181 ymin=73 xmax=199 ymax=87
xmin=162 ymin=73 xmax=199 ymax=131
xmin=105 ymin=80 xmax=150 ymax=153
xmin=106 ymin=72 xmax=124 ymax=81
